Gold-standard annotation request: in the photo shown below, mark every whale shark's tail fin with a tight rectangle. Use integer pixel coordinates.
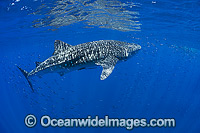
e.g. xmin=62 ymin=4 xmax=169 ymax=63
xmin=17 ymin=66 xmax=34 ymax=92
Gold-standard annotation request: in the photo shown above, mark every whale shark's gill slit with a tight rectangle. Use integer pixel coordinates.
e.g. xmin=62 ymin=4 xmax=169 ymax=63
xmin=17 ymin=66 xmax=34 ymax=92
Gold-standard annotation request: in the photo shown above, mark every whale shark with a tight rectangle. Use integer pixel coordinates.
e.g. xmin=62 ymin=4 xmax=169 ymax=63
xmin=18 ymin=40 xmax=141 ymax=91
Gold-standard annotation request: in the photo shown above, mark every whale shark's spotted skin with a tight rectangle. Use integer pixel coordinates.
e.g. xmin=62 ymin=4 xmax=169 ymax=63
xmin=18 ymin=40 xmax=141 ymax=91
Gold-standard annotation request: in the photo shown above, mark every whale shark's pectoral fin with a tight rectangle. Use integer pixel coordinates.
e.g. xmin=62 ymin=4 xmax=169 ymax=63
xmin=53 ymin=40 xmax=73 ymax=55
xmin=95 ymin=56 xmax=119 ymax=80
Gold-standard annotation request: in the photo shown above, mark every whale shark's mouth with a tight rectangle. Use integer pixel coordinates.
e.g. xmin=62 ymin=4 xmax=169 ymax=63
xmin=136 ymin=45 xmax=142 ymax=50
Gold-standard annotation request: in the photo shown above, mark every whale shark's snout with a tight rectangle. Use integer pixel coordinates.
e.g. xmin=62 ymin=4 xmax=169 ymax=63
xmin=127 ymin=43 xmax=141 ymax=55
xmin=128 ymin=43 xmax=141 ymax=49
xmin=136 ymin=44 xmax=141 ymax=50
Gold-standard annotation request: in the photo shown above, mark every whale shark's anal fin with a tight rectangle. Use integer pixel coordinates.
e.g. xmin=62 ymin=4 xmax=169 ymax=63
xmin=17 ymin=66 xmax=34 ymax=92
xmin=95 ymin=56 xmax=119 ymax=80
xmin=58 ymin=72 xmax=65 ymax=76
xmin=53 ymin=40 xmax=73 ymax=55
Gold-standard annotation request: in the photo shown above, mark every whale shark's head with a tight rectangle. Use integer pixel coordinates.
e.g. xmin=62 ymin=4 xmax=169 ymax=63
xmin=121 ymin=43 xmax=141 ymax=59
xmin=115 ymin=43 xmax=141 ymax=61
xmin=127 ymin=43 xmax=141 ymax=55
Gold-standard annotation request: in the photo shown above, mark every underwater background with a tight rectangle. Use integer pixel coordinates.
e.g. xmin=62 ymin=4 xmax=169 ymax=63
xmin=0 ymin=0 xmax=200 ymax=132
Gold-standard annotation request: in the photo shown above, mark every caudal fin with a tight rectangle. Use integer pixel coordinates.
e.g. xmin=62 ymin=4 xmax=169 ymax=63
xmin=17 ymin=66 xmax=34 ymax=92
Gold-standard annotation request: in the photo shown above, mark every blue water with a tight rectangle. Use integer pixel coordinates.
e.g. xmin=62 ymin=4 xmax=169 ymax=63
xmin=1 ymin=0 xmax=200 ymax=132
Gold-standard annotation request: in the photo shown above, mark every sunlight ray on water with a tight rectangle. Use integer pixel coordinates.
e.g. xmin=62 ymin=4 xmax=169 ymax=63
xmin=31 ymin=0 xmax=141 ymax=31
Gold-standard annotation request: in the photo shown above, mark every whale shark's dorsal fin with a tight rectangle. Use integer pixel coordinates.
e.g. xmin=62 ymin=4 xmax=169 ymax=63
xmin=95 ymin=56 xmax=119 ymax=80
xmin=53 ymin=40 xmax=72 ymax=55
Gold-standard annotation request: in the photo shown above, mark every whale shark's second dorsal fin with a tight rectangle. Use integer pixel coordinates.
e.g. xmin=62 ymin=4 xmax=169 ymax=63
xmin=35 ymin=61 xmax=42 ymax=67
xmin=53 ymin=40 xmax=72 ymax=55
